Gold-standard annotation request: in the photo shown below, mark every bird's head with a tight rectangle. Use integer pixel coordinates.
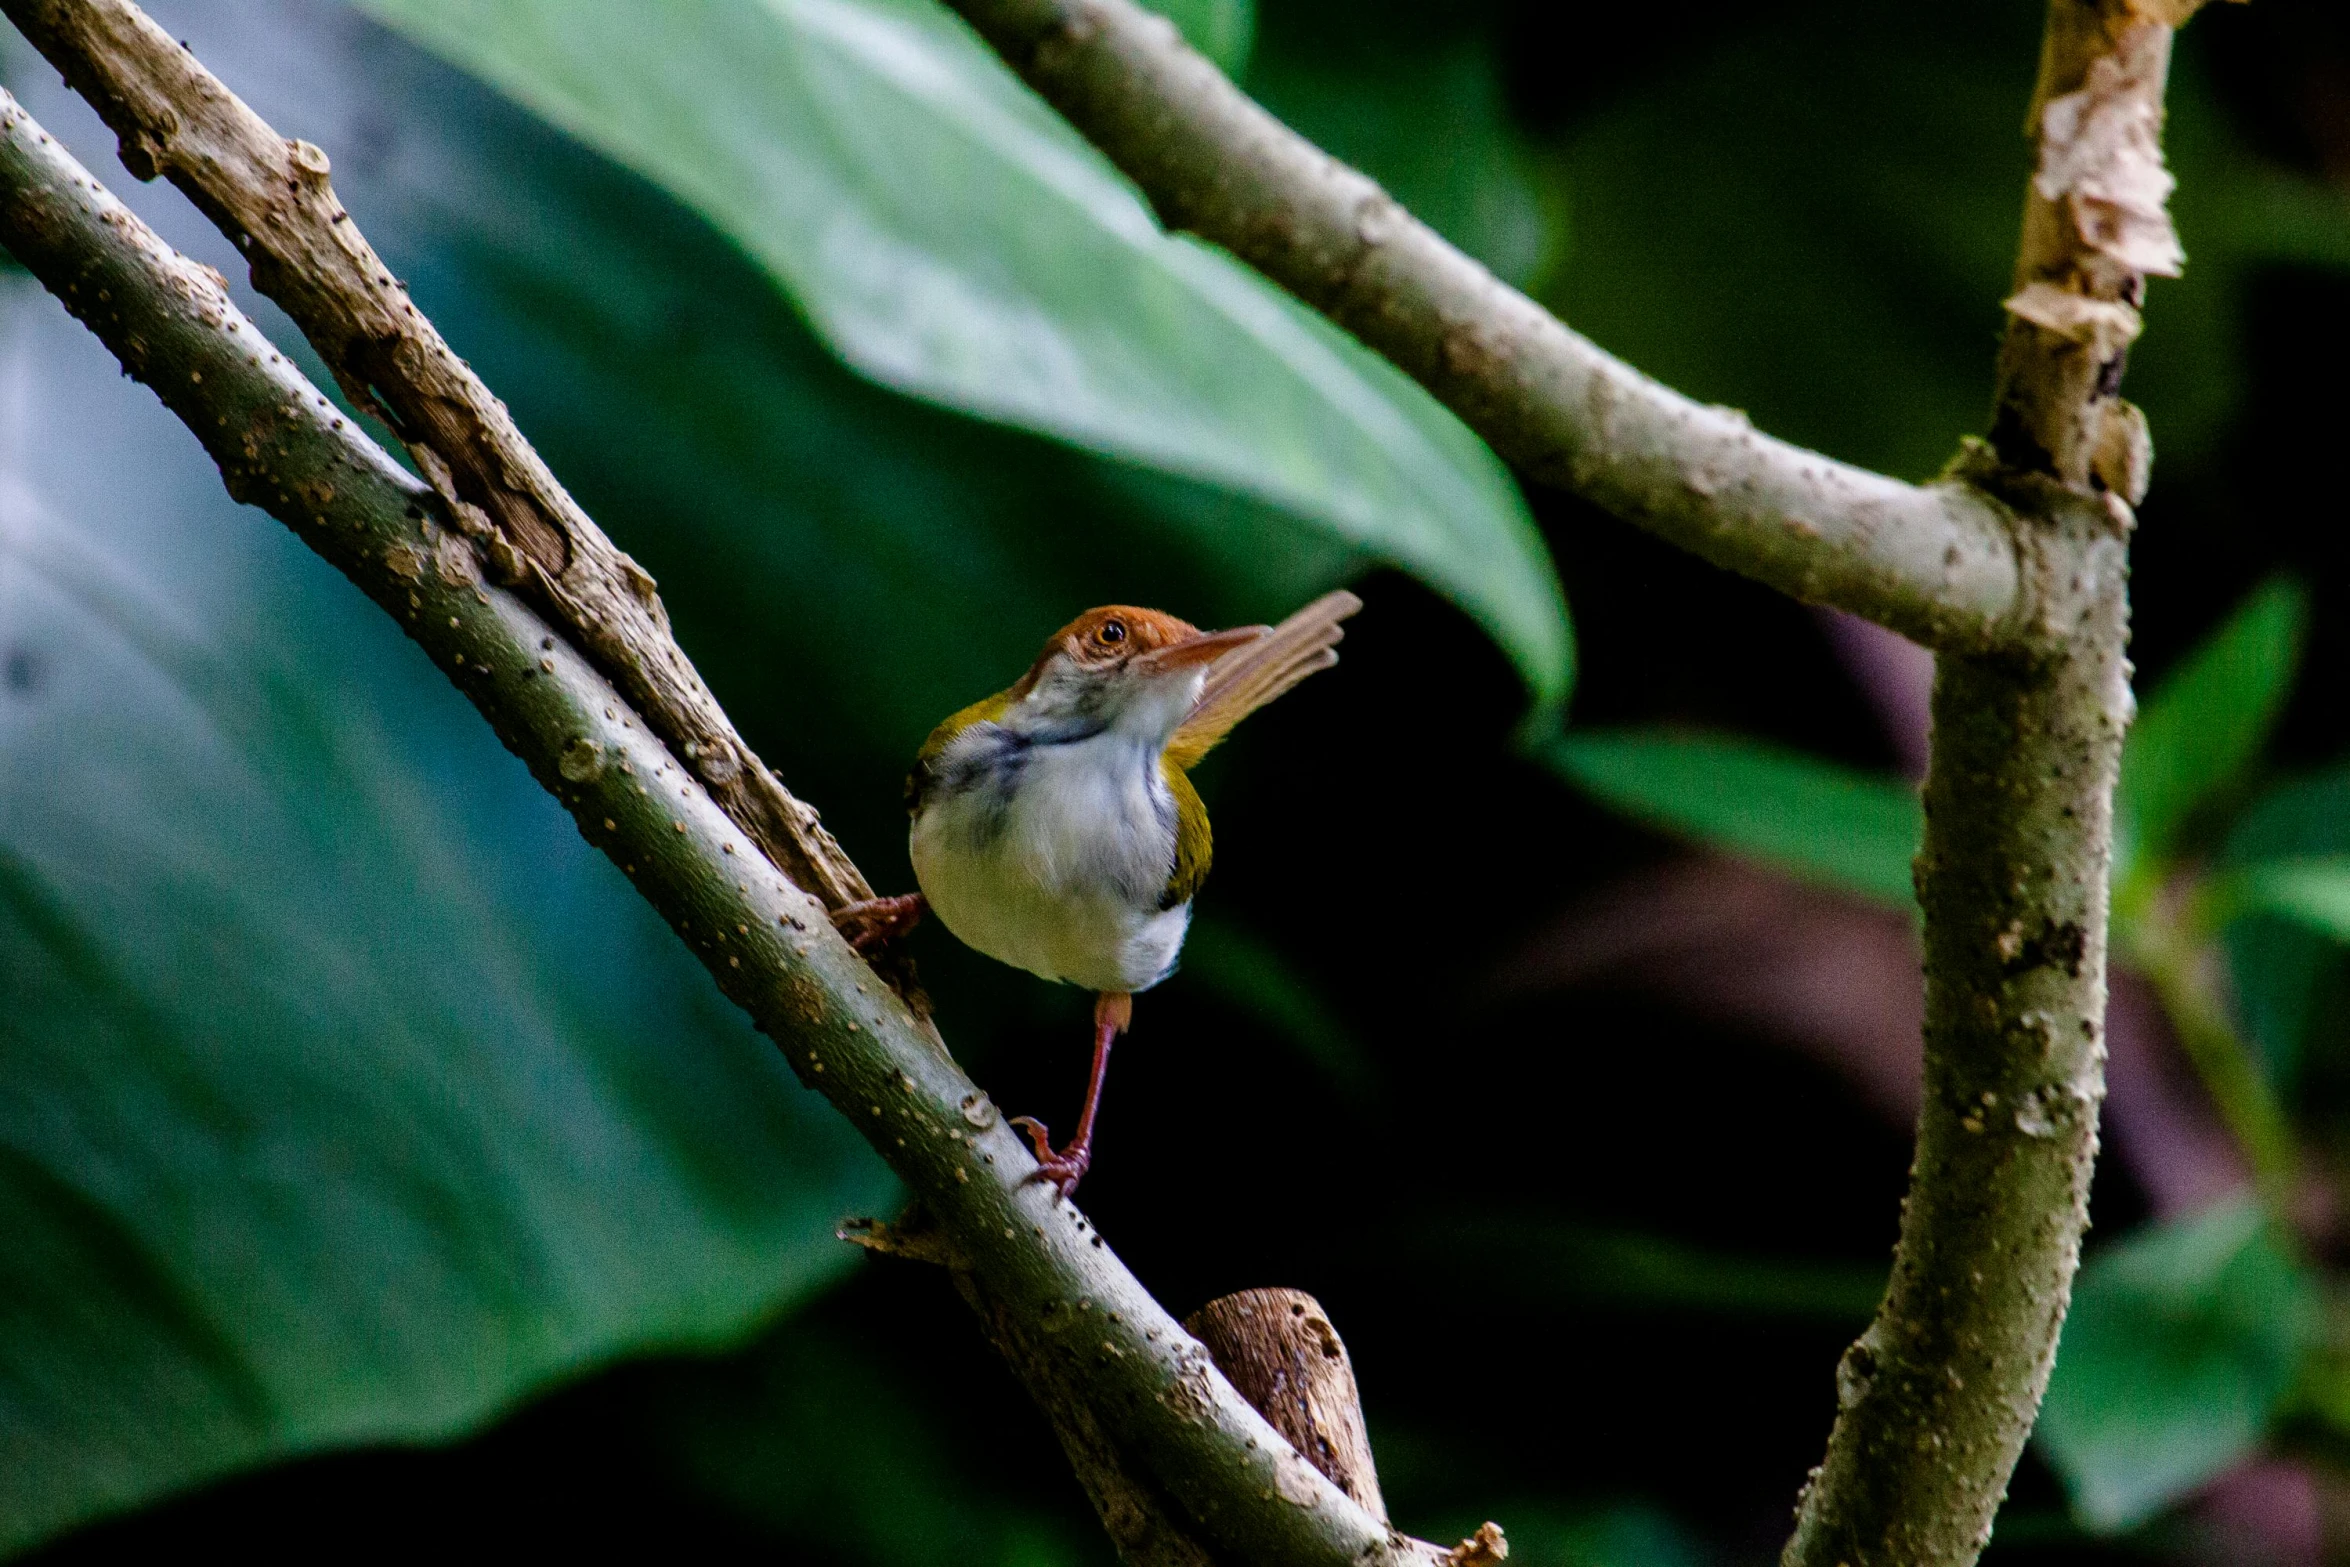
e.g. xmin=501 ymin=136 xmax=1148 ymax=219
xmin=1007 ymin=605 xmax=1264 ymax=744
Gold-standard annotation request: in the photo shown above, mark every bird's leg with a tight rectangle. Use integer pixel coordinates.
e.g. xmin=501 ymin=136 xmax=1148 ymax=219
xmin=831 ymin=892 xmax=926 ymax=954
xmin=1013 ymin=992 xmax=1132 ymax=1200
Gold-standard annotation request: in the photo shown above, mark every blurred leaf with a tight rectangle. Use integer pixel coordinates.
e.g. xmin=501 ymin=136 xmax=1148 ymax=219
xmin=1400 ymin=1214 xmax=1884 ymax=1324
xmin=2220 ymin=767 xmax=2350 ymax=1091
xmin=1141 ymin=0 xmax=1253 ymax=75
xmin=653 ymin=1315 xmax=1103 ymax=1565
xmin=355 ymin=0 xmax=1571 ymax=712
xmin=2037 ymin=1197 xmax=2320 ymax=1533
xmin=2118 ymin=577 xmax=2308 ymax=879
xmin=1548 ymin=730 xmax=1918 ymax=909
xmin=0 ymin=278 xmax=890 ymax=1551
xmin=1248 ymin=33 xmax=1556 ymax=289
xmin=1182 ymin=915 xmax=1372 ymax=1098
xmin=2217 ymin=857 xmax=2350 ymax=943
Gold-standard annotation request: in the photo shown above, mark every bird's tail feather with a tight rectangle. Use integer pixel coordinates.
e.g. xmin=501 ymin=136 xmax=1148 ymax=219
xmin=1167 ymin=590 xmax=1361 ymax=769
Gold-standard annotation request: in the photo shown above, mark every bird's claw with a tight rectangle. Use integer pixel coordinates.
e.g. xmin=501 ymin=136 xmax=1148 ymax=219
xmin=831 ymin=893 xmax=926 ymax=955
xmin=1009 ymin=1115 xmax=1091 ymax=1200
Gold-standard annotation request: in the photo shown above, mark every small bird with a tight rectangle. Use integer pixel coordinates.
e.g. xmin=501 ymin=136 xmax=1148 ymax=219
xmin=836 ymin=590 xmax=1361 ymax=1197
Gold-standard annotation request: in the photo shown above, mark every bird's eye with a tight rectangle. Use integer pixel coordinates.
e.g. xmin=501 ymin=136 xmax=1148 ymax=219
xmin=1098 ymin=620 xmax=1127 ymax=646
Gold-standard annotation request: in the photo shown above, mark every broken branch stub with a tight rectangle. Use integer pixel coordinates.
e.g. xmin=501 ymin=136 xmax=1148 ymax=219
xmin=1185 ymin=1289 xmax=1389 ymax=1524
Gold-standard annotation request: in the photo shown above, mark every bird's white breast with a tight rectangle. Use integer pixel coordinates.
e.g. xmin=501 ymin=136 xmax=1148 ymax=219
xmin=910 ymin=723 xmax=1191 ymax=995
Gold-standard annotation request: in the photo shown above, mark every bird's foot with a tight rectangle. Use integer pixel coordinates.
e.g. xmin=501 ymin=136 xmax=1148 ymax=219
xmin=1009 ymin=1115 xmax=1092 ymax=1200
xmin=832 ymin=892 xmax=926 ymax=954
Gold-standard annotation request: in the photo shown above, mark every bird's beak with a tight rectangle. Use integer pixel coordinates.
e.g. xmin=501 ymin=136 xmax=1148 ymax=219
xmin=1132 ymin=625 xmax=1265 ymax=677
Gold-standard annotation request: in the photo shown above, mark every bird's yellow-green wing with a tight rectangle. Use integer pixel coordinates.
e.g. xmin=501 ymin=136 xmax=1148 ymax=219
xmin=1161 ymin=758 xmax=1212 ymax=908
xmin=906 ymin=688 xmax=1014 ymax=810
xmin=1166 ymin=590 xmax=1361 ymax=771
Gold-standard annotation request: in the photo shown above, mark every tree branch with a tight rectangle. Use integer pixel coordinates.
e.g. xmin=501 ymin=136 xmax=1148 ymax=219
xmin=1782 ymin=2 xmax=2197 ymax=1561
xmin=0 ymin=85 xmax=1455 ymax=1567
xmin=0 ymin=0 xmax=877 ymax=919
xmin=935 ymin=0 xmax=2037 ymax=656
xmin=913 ymin=0 xmax=2201 ymax=1561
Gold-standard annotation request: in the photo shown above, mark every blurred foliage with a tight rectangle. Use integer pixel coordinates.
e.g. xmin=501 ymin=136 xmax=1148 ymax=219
xmin=2038 ymin=1199 xmax=2320 ymax=1532
xmin=1549 ymin=730 xmax=1919 ymax=910
xmin=2117 ymin=579 xmax=2308 ymax=886
xmin=0 ymin=283 xmax=890 ymax=1552
xmin=1551 ymin=571 xmax=2350 ymax=1531
xmin=354 ymin=0 xmax=1573 ymax=714
xmin=5 ymin=0 xmax=2350 ymax=1561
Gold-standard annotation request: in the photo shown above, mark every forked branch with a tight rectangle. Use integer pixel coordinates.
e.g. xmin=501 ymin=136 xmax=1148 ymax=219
xmin=0 ymin=0 xmax=2220 ymax=1560
xmin=936 ymin=0 xmax=2041 ymax=656
xmin=1 ymin=0 xmax=877 ymax=917
xmin=918 ymin=1 xmax=2199 ymax=1564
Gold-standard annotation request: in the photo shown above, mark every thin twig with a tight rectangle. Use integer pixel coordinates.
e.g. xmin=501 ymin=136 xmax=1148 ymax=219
xmin=0 ymin=88 xmax=1446 ymax=1567
xmin=935 ymin=0 xmax=2040 ymax=656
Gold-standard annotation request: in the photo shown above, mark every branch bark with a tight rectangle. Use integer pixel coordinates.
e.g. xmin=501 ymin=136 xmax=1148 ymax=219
xmin=933 ymin=0 xmax=2039 ymax=657
xmin=907 ymin=0 xmax=2201 ymax=1562
xmin=0 ymin=0 xmax=877 ymax=918
xmin=1186 ymin=1290 xmax=1389 ymax=1525
xmin=0 ymin=85 xmax=1451 ymax=1567
xmin=1783 ymin=2 xmax=2194 ymax=1561
xmin=1 ymin=0 xmax=2214 ymax=1559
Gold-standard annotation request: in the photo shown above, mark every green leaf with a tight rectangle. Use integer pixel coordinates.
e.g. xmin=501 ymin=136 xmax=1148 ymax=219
xmin=2037 ymin=1197 xmax=2320 ymax=1533
xmin=1548 ymin=730 xmax=1919 ymax=909
xmin=2118 ymin=578 xmax=2308 ymax=877
xmin=1247 ymin=31 xmax=1557 ymax=290
xmin=0 ymin=279 xmax=891 ymax=1552
xmin=2219 ymin=858 xmax=2350 ymax=944
xmin=2218 ymin=768 xmax=2350 ymax=1092
xmin=1141 ymin=0 xmax=1254 ymax=75
xmin=353 ymin=0 xmax=1571 ymax=712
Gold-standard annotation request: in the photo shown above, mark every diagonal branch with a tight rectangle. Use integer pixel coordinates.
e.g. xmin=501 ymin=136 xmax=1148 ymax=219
xmin=0 ymin=84 xmax=1451 ymax=1567
xmin=935 ymin=0 xmax=2037 ymax=656
xmin=0 ymin=0 xmax=874 ymax=917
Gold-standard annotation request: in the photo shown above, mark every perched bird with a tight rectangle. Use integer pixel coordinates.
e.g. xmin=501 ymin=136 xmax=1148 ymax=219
xmin=836 ymin=590 xmax=1362 ymax=1197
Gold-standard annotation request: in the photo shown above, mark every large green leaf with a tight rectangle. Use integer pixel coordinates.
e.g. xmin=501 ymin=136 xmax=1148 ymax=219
xmin=2036 ymin=1197 xmax=2320 ymax=1532
xmin=2117 ymin=578 xmax=2308 ymax=879
xmin=1548 ymin=730 xmax=1919 ymax=909
xmin=0 ymin=272 xmax=890 ymax=1551
xmin=352 ymin=0 xmax=1571 ymax=712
